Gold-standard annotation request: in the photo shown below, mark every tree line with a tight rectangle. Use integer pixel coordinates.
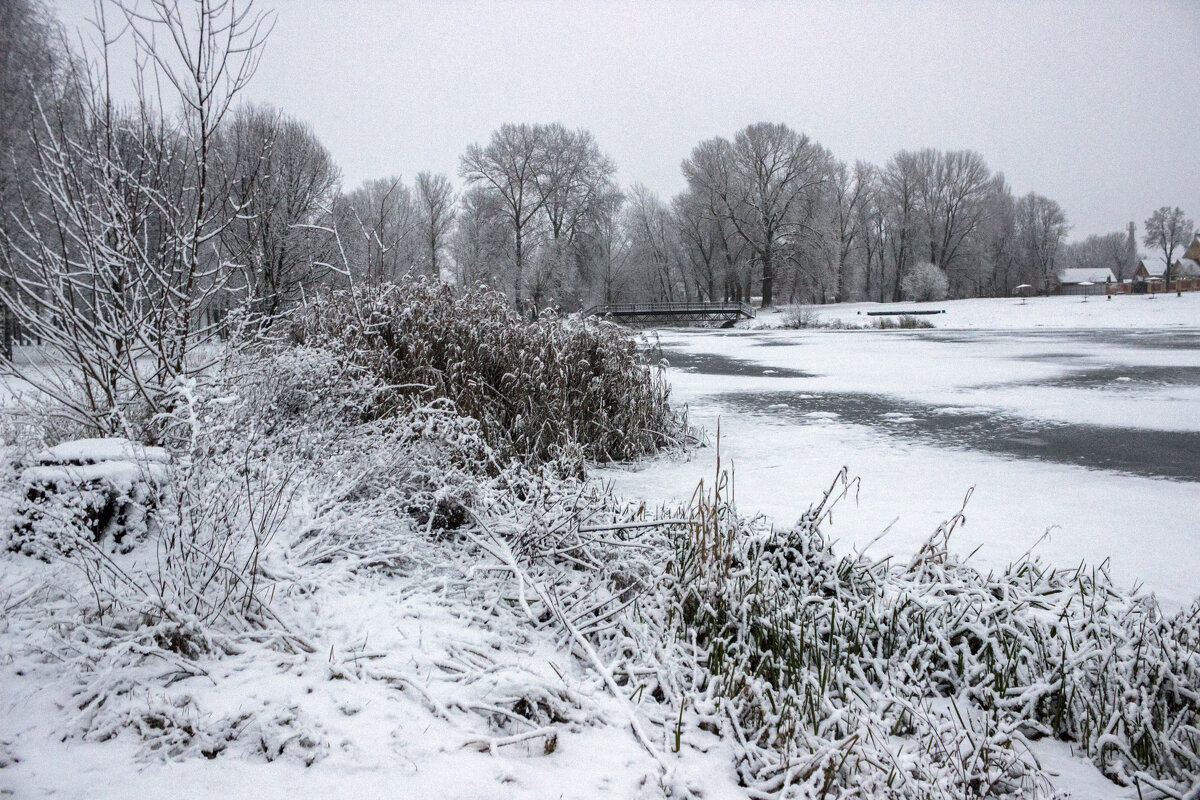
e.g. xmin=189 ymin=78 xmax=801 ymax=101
xmin=2 ymin=0 xmax=1193 ymax=350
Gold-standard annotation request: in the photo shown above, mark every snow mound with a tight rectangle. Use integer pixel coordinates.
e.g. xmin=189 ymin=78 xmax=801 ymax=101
xmin=33 ymin=437 xmax=169 ymax=466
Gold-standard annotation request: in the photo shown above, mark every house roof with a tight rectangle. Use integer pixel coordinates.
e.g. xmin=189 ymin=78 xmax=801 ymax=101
xmin=1058 ymin=267 xmax=1115 ymax=284
xmin=1174 ymin=258 xmax=1200 ymax=278
xmin=1138 ymin=257 xmax=1167 ymax=277
xmin=1185 ymin=235 xmax=1200 ymax=262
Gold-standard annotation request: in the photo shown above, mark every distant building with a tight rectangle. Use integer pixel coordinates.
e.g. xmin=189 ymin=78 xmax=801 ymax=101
xmin=1132 ymin=237 xmax=1200 ymax=293
xmin=1056 ymin=267 xmax=1115 ymax=295
xmin=1134 ymin=258 xmax=1165 ymax=280
xmin=1171 ymin=234 xmax=1200 ymax=284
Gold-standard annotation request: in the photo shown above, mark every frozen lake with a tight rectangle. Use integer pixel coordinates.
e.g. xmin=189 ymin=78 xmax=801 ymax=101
xmin=600 ymin=327 xmax=1200 ymax=609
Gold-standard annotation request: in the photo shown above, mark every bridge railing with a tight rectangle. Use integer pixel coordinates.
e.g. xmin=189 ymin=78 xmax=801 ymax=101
xmin=582 ymin=301 xmax=756 ymax=319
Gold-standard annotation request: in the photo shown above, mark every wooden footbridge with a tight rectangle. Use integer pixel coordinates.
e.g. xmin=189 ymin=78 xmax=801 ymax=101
xmin=582 ymin=301 xmax=756 ymax=327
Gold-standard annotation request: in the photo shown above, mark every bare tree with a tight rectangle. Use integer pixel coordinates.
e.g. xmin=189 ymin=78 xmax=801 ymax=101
xmin=853 ymin=164 xmax=887 ymax=302
xmin=916 ymin=150 xmax=993 ymax=274
xmin=673 ymin=188 xmax=724 ymax=301
xmin=0 ymin=0 xmax=273 ymax=435
xmin=683 ymin=123 xmax=828 ymax=307
xmin=339 ymin=176 xmax=419 ymax=286
xmin=981 ymin=175 xmax=1019 ymax=296
xmin=450 ymin=185 xmax=509 ymax=289
xmin=582 ymin=187 xmax=627 ymax=305
xmin=1123 ymin=222 xmax=1138 ymax=282
xmin=460 ymin=123 xmax=545 ymax=307
xmin=1065 ymin=231 xmax=1130 ymax=282
xmin=622 ymin=185 xmax=686 ymax=302
xmin=0 ymin=0 xmax=73 ymax=359
xmin=0 ymin=0 xmax=69 ymax=224
xmin=221 ymin=103 xmax=340 ymax=319
xmin=827 ymin=160 xmax=871 ymax=302
xmin=1143 ymin=206 xmax=1194 ymax=292
xmin=1015 ymin=192 xmax=1069 ymax=291
xmin=530 ymin=124 xmax=617 ymax=309
xmin=882 ymin=151 xmax=922 ymax=301
xmin=413 ymin=171 xmax=456 ymax=279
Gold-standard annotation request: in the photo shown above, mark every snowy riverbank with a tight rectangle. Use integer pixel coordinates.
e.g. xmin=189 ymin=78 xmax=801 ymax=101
xmin=747 ymin=291 xmax=1200 ymax=330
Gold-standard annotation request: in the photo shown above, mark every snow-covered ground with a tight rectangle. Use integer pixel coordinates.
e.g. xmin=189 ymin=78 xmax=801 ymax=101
xmin=601 ymin=297 xmax=1200 ymax=611
xmin=3 ymin=294 xmax=1197 ymax=800
xmin=0 ymin=552 xmax=743 ymax=800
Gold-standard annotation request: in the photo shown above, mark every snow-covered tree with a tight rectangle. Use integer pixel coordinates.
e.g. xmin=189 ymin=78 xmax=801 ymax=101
xmin=682 ymin=123 xmax=830 ymax=308
xmin=900 ymin=261 xmax=949 ymax=301
xmin=459 ymin=124 xmax=547 ymax=308
xmin=0 ymin=0 xmax=273 ymax=434
xmin=450 ymin=185 xmax=509 ymax=290
xmin=1064 ymin=231 xmax=1131 ymax=282
xmin=414 ymin=171 xmax=457 ymax=280
xmin=338 ymin=176 xmax=420 ymax=286
xmin=220 ymin=103 xmax=341 ymax=319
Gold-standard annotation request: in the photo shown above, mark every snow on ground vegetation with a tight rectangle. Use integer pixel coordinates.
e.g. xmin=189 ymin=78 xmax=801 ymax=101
xmin=1 ymin=285 xmax=1197 ymax=800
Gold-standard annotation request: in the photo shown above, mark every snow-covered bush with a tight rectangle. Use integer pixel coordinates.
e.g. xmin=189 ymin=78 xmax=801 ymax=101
xmin=901 ymin=262 xmax=950 ymax=302
xmin=291 ymin=280 xmax=685 ymax=466
xmin=781 ymin=305 xmax=820 ymax=328
xmin=6 ymin=439 xmax=169 ymax=560
xmin=874 ymin=314 xmax=935 ymax=329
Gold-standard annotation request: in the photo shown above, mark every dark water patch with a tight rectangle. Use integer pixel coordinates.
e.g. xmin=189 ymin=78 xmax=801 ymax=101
xmin=921 ymin=329 xmax=1200 ymax=352
xmin=844 ymin=328 xmax=1200 ymax=353
xmin=713 ymin=390 xmax=1200 ymax=482
xmin=1016 ymin=352 xmax=1091 ymax=362
xmin=659 ymin=350 xmax=813 ymax=378
xmin=1033 ymin=365 xmax=1200 ymax=390
xmin=1097 ymin=331 xmax=1200 ymax=351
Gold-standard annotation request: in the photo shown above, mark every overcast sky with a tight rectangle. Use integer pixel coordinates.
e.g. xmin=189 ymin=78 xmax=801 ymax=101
xmin=53 ymin=0 xmax=1199 ymax=243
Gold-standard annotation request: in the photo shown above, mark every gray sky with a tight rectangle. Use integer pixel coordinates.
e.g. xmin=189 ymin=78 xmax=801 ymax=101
xmin=54 ymin=0 xmax=1199 ymax=242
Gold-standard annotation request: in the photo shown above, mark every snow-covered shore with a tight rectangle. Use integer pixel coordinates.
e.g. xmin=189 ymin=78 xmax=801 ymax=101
xmin=747 ymin=291 xmax=1200 ymax=330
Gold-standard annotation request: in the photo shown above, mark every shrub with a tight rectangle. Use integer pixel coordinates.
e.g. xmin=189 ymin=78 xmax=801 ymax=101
xmin=290 ymin=281 xmax=684 ymax=466
xmin=781 ymin=305 xmax=820 ymax=329
xmin=874 ymin=314 xmax=935 ymax=329
xmin=901 ymin=262 xmax=950 ymax=302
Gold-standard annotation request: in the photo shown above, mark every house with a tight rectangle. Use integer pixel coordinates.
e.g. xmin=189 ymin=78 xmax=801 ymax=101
xmin=1134 ymin=257 xmax=1165 ymax=281
xmin=1057 ymin=267 xmax=1116 ymax=295
xmin=1170 ymin=234 xmax=1200 ymax=290
xmin=1135 ymin=236 xmax=1200 ymax=292
xmin=1133 ymin=256 xmax=1169 ymax=293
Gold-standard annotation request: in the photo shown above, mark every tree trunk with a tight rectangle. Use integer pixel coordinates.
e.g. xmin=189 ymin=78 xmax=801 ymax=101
xmin=760 ymin=246 xmax=774 ymax=307
xmin=513 ymin=227 xmax=524 ymax=306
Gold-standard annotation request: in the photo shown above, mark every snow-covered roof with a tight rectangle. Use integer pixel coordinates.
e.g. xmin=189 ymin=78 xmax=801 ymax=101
xmin=1057 ymin=268 xmax=1115 ymax=285
xmin=1138 ymin=257 xmax=1167 ymax=277
xmin=1185 ymin=235 xmax=1200 ymax=261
